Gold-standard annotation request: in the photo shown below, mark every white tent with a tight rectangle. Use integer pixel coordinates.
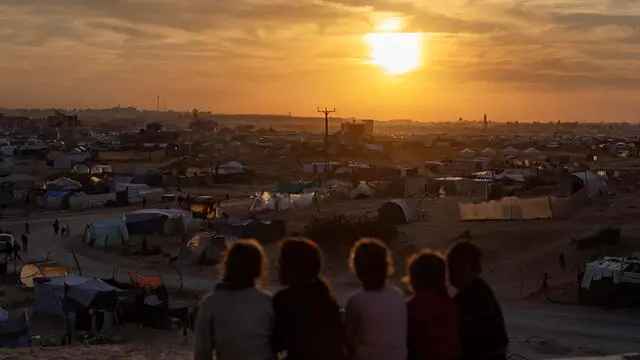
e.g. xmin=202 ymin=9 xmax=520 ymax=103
xmin=481 ymin=148 xmax=497 ymax=156
xmin=379 ymin=199 xmax=412 ymax=224
xmin=459 ymin=148 xmax=476 ymax=158
xmin=503 ymin=146 xmax=519 ymax=156
xmin=572 ymin=170 xmax=608 ymax=198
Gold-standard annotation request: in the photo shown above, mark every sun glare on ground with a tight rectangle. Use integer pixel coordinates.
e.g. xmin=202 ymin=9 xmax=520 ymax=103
xmin=366 ymin=18 xmax=423 ymax=76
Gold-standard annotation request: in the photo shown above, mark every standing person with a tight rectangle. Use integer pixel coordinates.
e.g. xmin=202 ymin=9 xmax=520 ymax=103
xmin=24 ymin=221 xmax=29 ymax=234
xmin=345 ymin=238 xmax=406 ymax=360
xmin=446 ymin=241 xmax=508 ymax=360
xmin=142 ymin=197 xmax=147 ymax=209
xmin=405 ymin=250 xmax=459 ymax=360
xmin=60 ymin=226 xmax=66 ymax=238
xmin=53 ymin=219 xmax=60 ymax=236
xmin=12 ymin=241 xmax=21 ymax=261
xmin=193 ymin=240 xmax=275 ymax=360
xmin=272 ymin=238 xmax=346 ymax=360
xmin=559 ymin=252 xmax=567 ymax=270
xmin=21 ymin=234 xmax=28 ymax=253
xmin=65 ymin=225 xmax=71 ymax=238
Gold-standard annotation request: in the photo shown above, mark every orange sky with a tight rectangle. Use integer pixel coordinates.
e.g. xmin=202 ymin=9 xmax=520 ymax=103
xmin=1 ymin=0 xmax=640 ymax=122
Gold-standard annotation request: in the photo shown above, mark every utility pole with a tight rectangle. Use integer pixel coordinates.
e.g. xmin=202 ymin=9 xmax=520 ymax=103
xmin=156 ymin=96 xmax=160 ymax=112
xmin=317 ymin=107 xmax=336 ymax=155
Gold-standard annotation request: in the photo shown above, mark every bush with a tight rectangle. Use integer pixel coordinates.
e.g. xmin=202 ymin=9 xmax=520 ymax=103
xmin=302 ymin=214 xmax=398 ymax=251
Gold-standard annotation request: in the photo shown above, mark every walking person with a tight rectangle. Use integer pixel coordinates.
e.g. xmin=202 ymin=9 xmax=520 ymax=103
xmin=272 ymin=238 xmax=346 ymax=360
xmin=345 ymin=238 xmax=406 ymax=360
xmin=24 ymin=221 xmax=29 ymax=234
xmin=21 ymin=234 xmax=28 ymax=253
xmin=193 ymin=240 xmax=275 ymax=360
xmin=406 ymin=250 xmax=459 ymax=360
xmin=53 ymin=219 xmax=60 ymax=236
xmin=446 ymin=240 xmax=508 ymax=360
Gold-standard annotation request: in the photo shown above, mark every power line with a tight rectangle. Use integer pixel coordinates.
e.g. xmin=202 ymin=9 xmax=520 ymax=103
xmin=317 ymin=107 xmax=336 ymax=156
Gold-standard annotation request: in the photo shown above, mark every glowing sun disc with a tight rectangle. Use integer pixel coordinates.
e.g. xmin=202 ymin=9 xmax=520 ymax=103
xmin=365 ymin=32 xmax=422 ymax=75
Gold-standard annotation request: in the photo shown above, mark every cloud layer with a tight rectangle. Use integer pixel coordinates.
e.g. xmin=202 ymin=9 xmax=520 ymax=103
xmin=1 ymin=0 xmax=640 ymax=121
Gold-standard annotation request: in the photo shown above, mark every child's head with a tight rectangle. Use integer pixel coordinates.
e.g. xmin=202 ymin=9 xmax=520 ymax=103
xmin=350 ymin=238 xmax=393 ymax=291
xmin=278 ymin=237 xmax=323 ymax=286
xmin=446 ymin=240 xmax=482 ymax=290
xmin=405 ymin=250 xmax=447 ymax=295
xmin=221 ymin=239 xmax=267 ymax=288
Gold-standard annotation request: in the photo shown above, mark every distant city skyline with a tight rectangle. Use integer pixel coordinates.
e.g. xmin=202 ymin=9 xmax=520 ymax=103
xmin=2 ymin=0 xmax=640 ymax=122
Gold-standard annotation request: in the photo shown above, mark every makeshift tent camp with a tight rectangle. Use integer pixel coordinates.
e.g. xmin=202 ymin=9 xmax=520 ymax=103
xmin=378 ymin=199 xmax=412 ymax=224
xmin=20 ymin=262 xmax=69 ymax=288
xmin=86 ymin=218 xmax=129 ymax=248
xmin=124 ymin=209 xmax=193 ymax=235
xmin=276 ymin=180 xmax=320 ymax=194
xmin=211 ymin=218 xmax=286 ymax=243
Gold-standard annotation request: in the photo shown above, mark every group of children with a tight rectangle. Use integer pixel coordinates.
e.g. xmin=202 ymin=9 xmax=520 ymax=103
xmin=193 ymin=237 xmax=508 ymax=360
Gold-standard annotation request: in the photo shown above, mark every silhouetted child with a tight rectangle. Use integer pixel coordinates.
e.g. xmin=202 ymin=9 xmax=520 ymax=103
xmin=345 ymin=238 xmax=406 ymax=360
xmin=406 ymin=250 xmax=459 ymax=360
xmin=446 ymin=240 xmax=508 ymax=360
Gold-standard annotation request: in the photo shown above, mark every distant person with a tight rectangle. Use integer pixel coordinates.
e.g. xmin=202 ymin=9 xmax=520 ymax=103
xmin=345 ymin=238 xmax=406 ymax=360
xmin=406 ymin=250 xmax=459 ymax=360
xmin=446 ymin=241 xmax=508 ymax=360
xmin=60 ymin=227 xmax=66 ymax=238
xmin=142 ymin=197 xmax=147 ymax=209
xmin=273 ymin=238 xmax=346 ymax=360
xmin=559 ymin=252 xmax=566 ymax=270
xmin=21 ymin=234 xmax=28 ymax=253
xmin=542 ymin=272 xmax=549 ymax=290
xmin=53 ymin=219 xmax=60 ymax=235
xmin=193 ymin=240 xmax=275 ymax=360
xmin=225 ymin=193 xmax=230 ymax=202
xmin=24 ymin=222 xmax=29 ymax=234
xmin=12 ymin=242 xmax=21 ymax=261
xmin=65 ymin=225 xmax=70 ymax=238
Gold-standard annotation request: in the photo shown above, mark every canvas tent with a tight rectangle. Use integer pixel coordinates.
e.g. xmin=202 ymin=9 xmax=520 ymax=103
xmin=45 ymin=177 xmax=82 ymax=191
xmin=379 ymin=199 xmax=412 ymax=224
xmin=503 ymin=146 xmax=519 ymax=156
xmin=481 ymin=148 xmax=497 ymax=157
xmin=458 ymin=196 xmax=553 ymax=220
xmin=85 ymin=218 xmax=129 ymax=248
xmin=20 ymin=262 xmax=69 ymax=288
xmin=250 ymin=191 xmax=316 ymax=212
xmin=183 ymin=232 xmax=235 ymax=265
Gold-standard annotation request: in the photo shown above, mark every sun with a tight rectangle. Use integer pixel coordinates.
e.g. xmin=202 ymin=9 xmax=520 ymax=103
xmin=365 ymin=19 xmax=423 ymax=76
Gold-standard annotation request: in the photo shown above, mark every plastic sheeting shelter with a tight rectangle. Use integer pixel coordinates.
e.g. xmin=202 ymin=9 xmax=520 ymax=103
xmin=572 ymin=170 xmax=608 ymax=198
xmin=502 ymin=146 xmax=519 ymax=156
xmin=481 ymin=148 xmax=497 ymax=157
xmin=459 ymin=196 xmax=553 ymax=220
xmin=33 ymin=275 xmax=122 ymax=322
xmin=459 ymin=148 xmax=475 ymax=158
xmin=379 ymin=199 xmax=412 ymax=224
xmin=87 ymin=218 xmax=129 ymax=248
xmin=20 ymin=262 xmax=69 ymax=288
xmin=0 ymin=311 xmax=29 ymax=348
xmin=184 ymin=232 xmax=235 ymax=265
xmin=45 ymin=177 xmax=82 ymax=191
xmin=124 ymin=209 xmax=193 ymax=235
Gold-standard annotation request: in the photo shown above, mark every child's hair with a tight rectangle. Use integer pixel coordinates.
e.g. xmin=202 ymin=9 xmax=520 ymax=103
xmin=446 ymin=240 xmax=482 ymax=274
xmin=221 ymin=239 xmax=267 ymax=288
xmin=279 ymin=237 xmax=323 ymax=284
xmin=405 ymin=250 xmax=447 ymax=294
xmin=350 ymin=238 xmax=393 ymax=291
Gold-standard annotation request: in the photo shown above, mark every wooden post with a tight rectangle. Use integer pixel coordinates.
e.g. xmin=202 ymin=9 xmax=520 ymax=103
xmin=71 ymin=249 xmax=82 ymax=276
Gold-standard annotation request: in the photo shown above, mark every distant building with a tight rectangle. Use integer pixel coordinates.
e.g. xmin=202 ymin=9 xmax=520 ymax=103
xmin=342 ymin=119 xmax=374 ymax=136
xmin=47 ymin=111 xmax=80 ymax=129
xmin=0 ymin=114 xmax=38 ymax=129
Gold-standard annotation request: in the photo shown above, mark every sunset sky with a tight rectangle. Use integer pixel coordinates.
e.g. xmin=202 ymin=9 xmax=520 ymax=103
xmin=1 ymin=0 xmax=640 ymax=122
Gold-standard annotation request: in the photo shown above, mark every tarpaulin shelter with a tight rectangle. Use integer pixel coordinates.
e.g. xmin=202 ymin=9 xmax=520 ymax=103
xmin=183 ymin=232 xmax=235 ymax=265
xmin=33 ymin=275 xmax=122 ymax=328
xmin=379 ymin=199 xmax=412 ymax=224
xmin=124 ymin=209 xmax=193 ymax=235
xmin=276 ymin=180 xmax=320 ymax=194
xmin=0 ymin=311 xmax=29 ymax=348
xmin=85 ymin=218 xmax=129 ymax=248
xmin=211 ymin=218 xmax=286 ymax=243
xmin=458 ymin=196 xmax=553 ymax=220
xmin=20 ymin=261 xmax=69 ymax=288
xmin=250 ymin=192 xmax=316 ymax=212
xmin=0 ymin=174 xmax=36 ymax=189
xmin=45 ymin=177 xmax=82 ymax=191
xmin=572 ymin=170 xmax=608 ymax=198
